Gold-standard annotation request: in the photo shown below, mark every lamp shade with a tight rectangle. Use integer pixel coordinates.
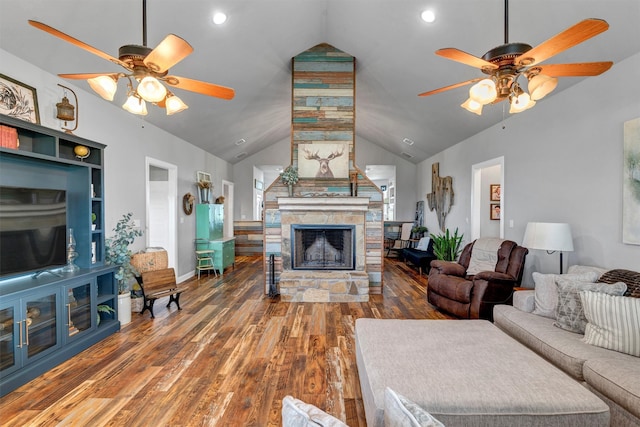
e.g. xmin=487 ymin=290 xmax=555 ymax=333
xmin=461 ymin=98 xmax=483 ymax=115
xmin=522 ymin=222 xmax=574 ymax=252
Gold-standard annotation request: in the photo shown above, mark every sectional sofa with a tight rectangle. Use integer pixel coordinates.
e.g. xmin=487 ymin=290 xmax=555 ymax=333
xmin=493 ymin=267 xmax=640 ymax=427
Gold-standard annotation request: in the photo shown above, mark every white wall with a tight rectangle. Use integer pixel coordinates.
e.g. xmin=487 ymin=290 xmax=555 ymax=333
xmin=1 ymin=49 xmax=234 ymax=280
xmin=417 ymin=52 xmax=640 ymax=282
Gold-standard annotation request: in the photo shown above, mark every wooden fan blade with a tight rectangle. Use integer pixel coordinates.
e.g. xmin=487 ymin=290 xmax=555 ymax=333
xmin=436 ymin=48 xmax=498 ymax=70
xmin=418 ymin=78 xmax=483 ymax=97
xmin=164 ymin=76 xmax=235 ymax=100
xmin=516 ymin=19 xmax=609 ymax=67
xmin=28 ymin=20 xmax=130 ymax=69
xmin=58 ymin=73 xmax=119 ymax=80
xmin=535 ymin=61 xmax=613 ymax=77
xmin=144 ymin=34 xmax=193 ymax=73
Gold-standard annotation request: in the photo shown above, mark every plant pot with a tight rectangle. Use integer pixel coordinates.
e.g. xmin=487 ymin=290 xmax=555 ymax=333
xmin=288 ymin=183 xmax=293 ymax=197
xmin=118 ymin=293 xmax=132 ymax=325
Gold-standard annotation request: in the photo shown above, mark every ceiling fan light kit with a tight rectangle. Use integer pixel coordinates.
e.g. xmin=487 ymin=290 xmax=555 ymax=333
xmin=28 ymin=0 xmax=234 ymax=117
xmin=418 ymin=0 xmax=612 ymax=116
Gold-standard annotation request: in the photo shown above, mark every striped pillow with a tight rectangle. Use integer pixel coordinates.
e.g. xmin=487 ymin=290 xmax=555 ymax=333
xmin=580 ymin=291 xmax=640 ymax=357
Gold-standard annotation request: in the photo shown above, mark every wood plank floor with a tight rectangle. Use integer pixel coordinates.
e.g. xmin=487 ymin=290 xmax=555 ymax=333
xmin=0 ymin=256 xmax=451 ymax=426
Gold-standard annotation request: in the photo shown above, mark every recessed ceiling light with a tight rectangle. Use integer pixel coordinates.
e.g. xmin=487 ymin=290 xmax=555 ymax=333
xmin=421 ymin=10 xmax=436 ymax=23
xmin=213 ymin=12 xmax=227 ymax=25
xmin=402 ymin=138 xmax=415 ymax=146
xmin=235 ymin=138 xmax=246 ymax=146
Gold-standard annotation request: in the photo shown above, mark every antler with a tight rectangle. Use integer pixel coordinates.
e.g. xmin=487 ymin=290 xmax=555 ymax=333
xmin=326 ymin=147 xmax=345 ymax=160
xmin=303 ymin=148 xmax=320 ymax=160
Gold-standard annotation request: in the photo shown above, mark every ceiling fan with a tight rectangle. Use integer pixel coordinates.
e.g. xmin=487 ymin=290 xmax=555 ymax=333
xmin=418 ymin=0 xmax=612 ymax=115
xmin=28 ymin=0 xmax=234 ymax=116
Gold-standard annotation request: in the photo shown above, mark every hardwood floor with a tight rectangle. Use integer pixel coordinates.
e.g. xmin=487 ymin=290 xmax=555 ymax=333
xmin=0 ymin=256 xmax=451 ymax=426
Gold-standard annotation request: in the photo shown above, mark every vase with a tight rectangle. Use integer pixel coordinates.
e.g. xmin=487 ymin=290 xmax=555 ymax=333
xmin=288 ymin=183 xmax=293 ymax=197
xmin=118 ymin=293 xmax=132 ymax=325
xmin=61 ymin=228 xmax=80 ymax=273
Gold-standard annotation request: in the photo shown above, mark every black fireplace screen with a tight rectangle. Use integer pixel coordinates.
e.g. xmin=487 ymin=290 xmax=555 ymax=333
xmin=291 ymin=225 xmax=355 ymax=270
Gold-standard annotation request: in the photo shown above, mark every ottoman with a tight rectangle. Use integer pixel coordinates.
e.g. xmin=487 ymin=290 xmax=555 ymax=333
xmin=355 ymin=319 xmax=610 ymax=427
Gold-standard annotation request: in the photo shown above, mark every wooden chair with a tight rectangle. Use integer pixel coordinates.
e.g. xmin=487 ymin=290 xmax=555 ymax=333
xmin=386 ymin=222 xmax=413 ymax=257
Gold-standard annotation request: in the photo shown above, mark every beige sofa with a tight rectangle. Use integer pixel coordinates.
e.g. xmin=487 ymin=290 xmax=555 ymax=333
xmin=493 ymin=268 xmax=640 ymax=427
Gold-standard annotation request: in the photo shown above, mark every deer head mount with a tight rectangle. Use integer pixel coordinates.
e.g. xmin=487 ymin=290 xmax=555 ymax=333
xmin=303 ymin=146 xmax=345 ymax=178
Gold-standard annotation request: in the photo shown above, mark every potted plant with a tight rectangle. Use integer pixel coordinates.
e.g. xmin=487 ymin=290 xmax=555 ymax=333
xmin=430 ymin=227 xmax=464 ymax=261
xmin=105 ymin=212 xmax=143 ymax=325
xmin=280 ymin=165 xmax=299 ymax=197
xmin=411 ymin=225 xmax=429 ymax=239
xmin=96 ymin=304 xmax=115 ymax=326
xmin=91 ymin=212 xmax=97 ymax=230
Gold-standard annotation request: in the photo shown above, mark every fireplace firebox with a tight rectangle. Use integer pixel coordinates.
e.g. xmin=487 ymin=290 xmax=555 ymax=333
xmin=291 ymin=225 xmax=355 ymax=270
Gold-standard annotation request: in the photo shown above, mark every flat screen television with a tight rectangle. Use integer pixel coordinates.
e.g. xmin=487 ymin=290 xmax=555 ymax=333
xmin=0 ymin=186 xmax=67 ymax=277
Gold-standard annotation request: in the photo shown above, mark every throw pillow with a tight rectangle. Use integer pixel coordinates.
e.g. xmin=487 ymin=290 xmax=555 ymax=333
xmin=597 ymin=269 xmax=640 ymax=298
xmin=384 ymin=387 xmax=445 ymax=427
xmin=281 ymin=395 xmax=348 ymax=427
xmin=466 ymin=237 xmax=503 ymax=275
xmin=567 ymin=265 xmax=608 ymax=279
xmin=532 ymin=271 xmax=599 ymax=319
xmin=581 ymin=291 xmax=640 ymax=357
xmin=554 ymin=278 xmax=627 ymax=334
xmin=416 ymin=237 xmax=430 ymax=252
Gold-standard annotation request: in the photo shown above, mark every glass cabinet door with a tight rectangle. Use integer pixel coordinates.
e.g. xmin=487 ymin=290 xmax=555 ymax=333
xmin=65 ymin=282 xmax=92 ymax=339
xmin=25 ymin=293 xmax=58 ymax=362
xmin=0 ymin=305 xmax=17 ymax=375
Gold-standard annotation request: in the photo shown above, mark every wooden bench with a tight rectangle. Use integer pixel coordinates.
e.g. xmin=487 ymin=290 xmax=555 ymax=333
xmin=139 ymin=268 xmax=189 ymax=318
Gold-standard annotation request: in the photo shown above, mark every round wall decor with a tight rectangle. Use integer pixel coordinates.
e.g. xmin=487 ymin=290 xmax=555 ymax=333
xmin=182 ymin=193 xmax=195 ymax=215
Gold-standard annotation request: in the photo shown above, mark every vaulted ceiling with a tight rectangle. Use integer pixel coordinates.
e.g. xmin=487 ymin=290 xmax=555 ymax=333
xmin=1 ymin=0 xmax=639 ymax=164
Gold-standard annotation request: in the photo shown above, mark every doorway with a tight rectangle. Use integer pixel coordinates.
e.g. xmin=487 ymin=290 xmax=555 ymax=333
xmin=471 ymin=156 xmax=504 ymax=240
xmin=222 ymin=180 xmax=234 ymax=238
xmin=145 ymin=157 xmax=177 ymax=268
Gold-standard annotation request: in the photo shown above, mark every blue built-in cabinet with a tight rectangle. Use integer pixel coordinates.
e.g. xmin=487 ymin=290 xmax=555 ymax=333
xmin=195 ymin=204 xmax=235 ymax=275
xmin=0 ymin=115 xmax=119 ymax=396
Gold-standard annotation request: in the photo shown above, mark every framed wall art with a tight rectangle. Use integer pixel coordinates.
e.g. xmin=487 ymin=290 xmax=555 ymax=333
xmin=0 ymin=74 xmax=40 ymax=124
xmin=623 ymin=117 xmax=640 ymax=245
xmin=490 ymin=203 xmax=501 ymax=220
xmin=490 ymin=184 xmax=501 ymax=201
xmin=298 ymin=142 xmax=349 ymax=178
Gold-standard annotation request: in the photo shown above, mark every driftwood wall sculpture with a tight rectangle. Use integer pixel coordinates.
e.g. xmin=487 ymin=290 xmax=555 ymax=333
xmin=426 ymin=162 xmax=454 ymax=232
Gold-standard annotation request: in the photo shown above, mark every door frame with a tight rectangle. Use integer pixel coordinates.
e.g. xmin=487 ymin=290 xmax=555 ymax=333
xmin=145 ymin=157 xmax=178 ymax=268
xmin=222 ymin=179 xmax=234 ymax=238
xmin=471 ymin=156 xmax=504 ymax=241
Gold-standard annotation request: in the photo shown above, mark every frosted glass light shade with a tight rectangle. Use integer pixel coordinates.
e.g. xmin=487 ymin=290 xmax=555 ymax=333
xmin=509 ymin=91 xmax=535 ymax=113
xmin=522 ymin=222 xmax=574 ymax=252
xmin=165 ymin=94 xmax=188 ymax=115
xmin=137 ymin=76 xmax=167 ymax=103
xmin=469 ymin=79 xmax=497 ymax=104
xmin=88 ymin=75 xmax=117 ymax=101
xmin=461 ymin=98 xmax=482 ymax=115
xmin=528 ymin=74 xmax=558 ymax=101
xmin=123 ymin=95 xmax=148 ymax=115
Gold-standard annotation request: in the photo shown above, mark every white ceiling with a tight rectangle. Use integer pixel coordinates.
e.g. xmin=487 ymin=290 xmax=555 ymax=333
xmin=1 ymin=0 xmax=639 ymax=164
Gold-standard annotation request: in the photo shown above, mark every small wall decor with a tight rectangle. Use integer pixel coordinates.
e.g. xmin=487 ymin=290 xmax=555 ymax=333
xmin=490 ymin=203 xmax=501 ymax=220
xmin=298 ymin=143 xmax=349 ymax=178
xmin=196 ymin=171 xmax=212 ymax=203
xmin=0 ymin=73 xmax=40 ymax=124
xmin=490 ymin=184 xmax=501 ymax=201
xmin=426 ymin=162 xmax=455 ymax=232
xmin=623 ymin=117 xmax=640 ymax=245
xmin=182 ymin=193 xmax=195 ymax=215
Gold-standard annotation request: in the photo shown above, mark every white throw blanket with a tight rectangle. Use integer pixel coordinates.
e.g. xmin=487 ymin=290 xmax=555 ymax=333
xmin=466 ymin=237 xmax=504 ymax=275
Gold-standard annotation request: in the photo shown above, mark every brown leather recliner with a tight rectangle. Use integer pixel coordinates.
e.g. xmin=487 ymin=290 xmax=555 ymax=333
xmin=427 ymin=239 xmax=528 ymax=321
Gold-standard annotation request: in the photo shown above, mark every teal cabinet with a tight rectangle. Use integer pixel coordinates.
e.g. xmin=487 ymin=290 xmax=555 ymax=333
xmin=196 ymin=204 xmax=235 ymax=275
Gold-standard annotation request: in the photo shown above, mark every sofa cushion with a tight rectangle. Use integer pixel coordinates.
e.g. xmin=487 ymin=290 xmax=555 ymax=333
xmin=384 ymin=387 xmax=444 ymax=427
xmin=568 ymin=265 xmax=608 ymax=279
xmin=281 ymin=395 xmax=347 ymax=427
xmin=415 ymin=237 xmax=431 ymax=251
xmin=532 ymin=271 xmax=599 ymax=319
xmin=583 ymin=357 xmax=640 ymax=420
xmin=580 ymin=291 xmax=640 ymax=357
xmin=494 ymin=305 xmax=621 ymax=381
xmin=554 ymin=279 xmax=626 ymax=334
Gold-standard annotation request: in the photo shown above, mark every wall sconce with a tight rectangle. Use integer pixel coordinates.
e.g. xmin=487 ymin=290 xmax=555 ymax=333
xmin=56 ymin=84 xmax=78 ymax=134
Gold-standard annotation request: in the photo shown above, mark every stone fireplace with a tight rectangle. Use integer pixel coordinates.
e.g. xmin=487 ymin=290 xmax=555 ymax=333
xmin=262 ymin=43 xmax=383 ymax=302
